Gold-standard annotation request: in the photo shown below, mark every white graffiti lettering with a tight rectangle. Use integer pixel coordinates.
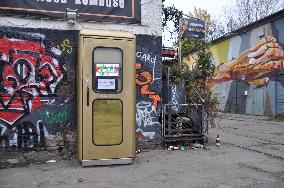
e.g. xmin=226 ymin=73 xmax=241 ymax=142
xmin=171 ymin=86 xmax=179 ymax=111
xmin=136 ymin=52 xmax=161 ymax=83
xmin=136 ymin=101 xmax=160 ymax=129
xmin=0 ymin=120 xmax=49 ymax=148
xmin=136 ymin=52 xmax=157 ymax=64
xmin=75 ymin=0 xmax=124 ymax=8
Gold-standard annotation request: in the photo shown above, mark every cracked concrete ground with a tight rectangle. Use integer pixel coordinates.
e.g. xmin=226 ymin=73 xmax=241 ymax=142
xmin=0 ymin=113 xmax=284 ymax=188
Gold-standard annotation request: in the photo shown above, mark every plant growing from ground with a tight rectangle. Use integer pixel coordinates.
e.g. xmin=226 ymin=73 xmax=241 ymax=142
xmin=162 ymin=2 xmax=221 ymax=126
xmin=168 ymin=38 xmax=219 ymax=127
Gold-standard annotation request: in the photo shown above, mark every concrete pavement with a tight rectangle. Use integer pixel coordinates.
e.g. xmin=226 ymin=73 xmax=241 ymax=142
xmin=212 ymin=113 xmax=284 ymax=160
xmin=0 ymin=113 xmax=283 ymax=188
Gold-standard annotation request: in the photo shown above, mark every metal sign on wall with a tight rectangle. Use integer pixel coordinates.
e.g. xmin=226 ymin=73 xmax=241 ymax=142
xmin=179 ymin=18 xmax=206 ymax=39
xmin=0 ymin=0 xmax=141 ymax=24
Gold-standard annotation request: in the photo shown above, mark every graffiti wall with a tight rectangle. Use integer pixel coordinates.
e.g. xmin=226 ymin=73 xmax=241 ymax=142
xmin=0 ymin=28 xmax=162 ymax=149
xmin=136 ymin=35 xmax=162 ymax=139
xmin=209 ymin=17 xmax=284 ymax=116
xmin=0 ymin=27 xmax=77 ymax=149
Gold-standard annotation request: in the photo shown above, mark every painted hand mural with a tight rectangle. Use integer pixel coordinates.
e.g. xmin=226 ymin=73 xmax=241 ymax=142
xmin=212 ymin=36 xmax=284 ymax=87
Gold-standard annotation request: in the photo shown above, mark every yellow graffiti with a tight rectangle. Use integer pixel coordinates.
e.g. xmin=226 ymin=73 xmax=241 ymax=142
xmin=57 ymin=39 xmax=72 ymax=54
xmin=210 ymin=40 xmax=230 ymax=66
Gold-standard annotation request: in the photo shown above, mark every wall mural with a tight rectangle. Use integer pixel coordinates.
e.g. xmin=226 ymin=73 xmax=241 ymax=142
xmin=211 ymin=36 xmax=284 ymax=87
xmin=0 ymin=29 xmax=162 ymax=149
xmin=0 ymin=27 xmax=77 ymax=149
xmin=209 ymin=18 xmax=284 ymax=116
xmin=0 ymin=36 xmax=66 ymax=125
xmin=136 ymin=35 xmax=162 ymax=140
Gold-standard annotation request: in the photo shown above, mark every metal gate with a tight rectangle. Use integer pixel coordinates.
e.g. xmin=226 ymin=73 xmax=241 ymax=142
xmin=161 ymin=103 xmax=208 ymax=143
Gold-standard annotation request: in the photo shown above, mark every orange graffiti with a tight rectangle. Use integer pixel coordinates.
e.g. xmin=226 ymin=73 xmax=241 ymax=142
xmin=136 ymin=62 xmax=161 ymax=109
xmin=211 ymin=36 xmax=284 ymax=87
xmin=141 ymin=85 xmax=155 ymax=95
xmin=136 ymin=63 xmax=142 ymax=69
xmin=148 ymin=94 xmax=161 ymax=110
xmin=136 ymin=71 xmax=152 ymax=86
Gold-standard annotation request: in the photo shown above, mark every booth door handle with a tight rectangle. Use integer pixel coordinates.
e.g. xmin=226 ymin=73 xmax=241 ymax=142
xmin=87 ymin=86 xmax=89 ymax=106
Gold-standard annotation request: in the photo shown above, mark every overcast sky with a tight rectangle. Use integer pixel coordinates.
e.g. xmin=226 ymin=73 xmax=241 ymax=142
xmin=163 ymin=0 xmax=233 ymax=16
xmin=162 ymin=0 xmax=284 ymax=47
xmin=162 ymin=0 xmax=234 ymax=47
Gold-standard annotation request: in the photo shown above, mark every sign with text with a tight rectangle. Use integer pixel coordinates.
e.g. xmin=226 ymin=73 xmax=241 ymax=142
xmin=0 ymin=0 xmax=141 ymax=23
xmin=97 ymin=79 xmax=116 ymax=89
xmin=96 ymin=64 xmax=119 ymax=77
xmin=179 ymin=18 xmax=206 ymax=39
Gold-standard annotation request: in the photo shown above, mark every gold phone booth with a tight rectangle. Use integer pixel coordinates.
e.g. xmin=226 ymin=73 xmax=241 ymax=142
xmin=77 ymin=29 xmax=136 ymax=166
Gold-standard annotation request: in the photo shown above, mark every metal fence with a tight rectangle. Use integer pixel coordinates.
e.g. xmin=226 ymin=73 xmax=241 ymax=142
xmin=162 ymin=103 xmax=208 ymax=143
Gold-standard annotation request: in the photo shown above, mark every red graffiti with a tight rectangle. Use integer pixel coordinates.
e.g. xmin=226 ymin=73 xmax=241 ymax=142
xmin=0 ymin=37 xmax=66 ymax=126
xmin=136 ymin=62 xmax=160 ymax=109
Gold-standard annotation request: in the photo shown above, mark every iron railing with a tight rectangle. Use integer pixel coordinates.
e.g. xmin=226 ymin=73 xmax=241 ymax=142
xmin=162 ymin=103 xmax=208 ymax=143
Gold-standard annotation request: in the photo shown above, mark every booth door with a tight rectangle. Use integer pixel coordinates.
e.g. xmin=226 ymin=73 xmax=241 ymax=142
xmin=81 ymin=36 xmax=136 ymax=160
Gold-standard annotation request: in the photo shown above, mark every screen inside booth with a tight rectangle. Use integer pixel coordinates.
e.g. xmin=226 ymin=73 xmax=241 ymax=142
xmin=93 ymin=47 xmax=123 ymax=93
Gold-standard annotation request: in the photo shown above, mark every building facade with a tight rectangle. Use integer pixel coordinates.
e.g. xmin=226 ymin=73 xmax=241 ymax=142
xmin=210 ymin=10 xmax=284 ymax=116
xmin=0 ymin=0 xmax=162 ymax=150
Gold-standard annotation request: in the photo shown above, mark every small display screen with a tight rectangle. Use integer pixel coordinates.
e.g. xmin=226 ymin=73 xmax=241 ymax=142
xmin=93 ymin=47 xmax=122 ymax=93
xmin=97 ymin=79 xmax=116 ymax=90
xmin=96 ymin=64 xmax=119 ymax=77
